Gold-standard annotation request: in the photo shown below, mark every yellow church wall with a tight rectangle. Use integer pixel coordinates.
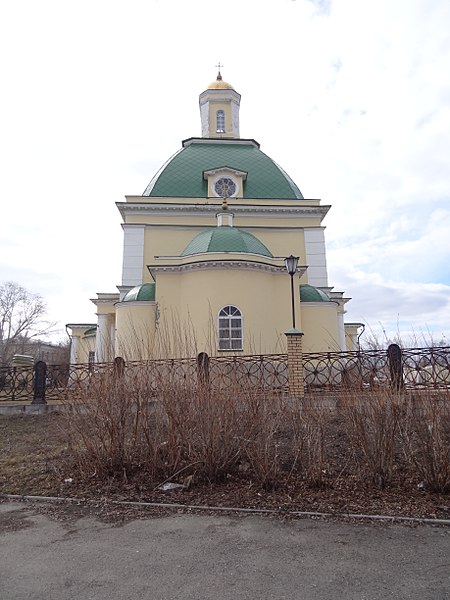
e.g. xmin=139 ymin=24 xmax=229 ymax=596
xmin=153 ymin=268 xmax=299 ymax=356
xmin=300 ymin=303 xmax=341 ymax=352
xmin=140 ymin=226 xmax=308 ymax=270
xmin=115 ymin=301 xmax=157 ymax=361
xmin=124 ymin=213 xmax=323 ymax=230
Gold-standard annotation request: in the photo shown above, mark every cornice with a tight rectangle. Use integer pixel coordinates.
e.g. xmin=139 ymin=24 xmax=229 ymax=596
xmin=148 ymin=260 xmax=308 ymax=275
xmin=117 ymin=202 xmax=330 ymax=219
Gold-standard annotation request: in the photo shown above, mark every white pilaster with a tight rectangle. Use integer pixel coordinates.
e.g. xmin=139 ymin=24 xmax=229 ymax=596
xmin=304 ymin=227 xmax=328 ymax=287
xmin=122 ymin=224 xmax=145 ymax=287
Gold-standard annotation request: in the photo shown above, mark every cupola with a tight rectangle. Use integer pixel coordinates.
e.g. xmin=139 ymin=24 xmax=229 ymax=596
xmin=199 ymin=68 xmax=241 ymax=139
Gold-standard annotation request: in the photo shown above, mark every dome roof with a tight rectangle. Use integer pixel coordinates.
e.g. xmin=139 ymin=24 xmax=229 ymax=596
xmin=144 ymin=139 xmax=303 ymax=199
xmin=181 ymin=226 xmax=273 ymax=257
xmin=207 ymin=71 xmax=234 ymax=90
xmin=300 ymin=284 xmax=330 ymax=302
xmin=123 ymin=283 xmax=155 ymax=302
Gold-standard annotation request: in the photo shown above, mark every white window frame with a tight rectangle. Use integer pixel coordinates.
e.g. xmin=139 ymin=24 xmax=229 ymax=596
xmin=216 ymin=110 xmax=225 ymax=133
xmin=218 ymin=305 xmax=243 ymax=351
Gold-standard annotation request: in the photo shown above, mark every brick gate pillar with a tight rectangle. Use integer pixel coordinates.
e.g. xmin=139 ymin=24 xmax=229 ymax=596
xmin=285 ymin=329 xmax=305 ymax=398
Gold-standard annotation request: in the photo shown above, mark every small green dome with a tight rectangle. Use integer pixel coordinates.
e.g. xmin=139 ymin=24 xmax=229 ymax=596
xmin=83 ymin=326 xmax=97 ymax=337
xmin=123 ymin=283 xmax=155 ymax=302
xmin=300 ymin=284 xmax=330 ymax=302
xmin=181 ymin=226 xmax=273 ymax=257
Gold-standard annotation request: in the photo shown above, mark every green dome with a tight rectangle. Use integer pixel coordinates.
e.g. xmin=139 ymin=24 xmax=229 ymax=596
xmin=300 ymin=284 xmax=330 ymax=302
xmin=123 ymin=283 xmax=155 ymax=302
xmin=83 ymin=326 xmax=97 ymax=337
xmin=144 ymin=139 xmax=303 ymax=199
xmin=181 ymin=226 xmax=273 ymax=257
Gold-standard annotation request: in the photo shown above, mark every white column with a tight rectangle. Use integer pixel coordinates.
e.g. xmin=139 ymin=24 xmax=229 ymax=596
xmin=70 ymin=335 xmax=80 ymax=365
xmin=109 ymin=317 xmax=116 ymax=358
xmin=96 ymin=314 xmax=110 ymax=363
xmin=337 ymin=311 xmax=346 ymax=351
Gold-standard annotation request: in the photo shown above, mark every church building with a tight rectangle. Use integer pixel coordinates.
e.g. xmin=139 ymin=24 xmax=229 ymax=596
xmin=67 ymin=71 xmax=362 ymax=364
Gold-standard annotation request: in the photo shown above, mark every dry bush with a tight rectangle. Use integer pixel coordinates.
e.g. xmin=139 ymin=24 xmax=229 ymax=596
xmin=159 ymin=380 xmax=245 ymax=482
xmin=240 ymin=390 xmax=287 ymax=489
xmin=338 ymin=388 xmax=405 ymax=487
xmin=399 ymin=391 xmax=450 ymax=492
xmin=65 ymin=368 xmax=167 ymax=480
xmin=290 ymin=396 xmax=328 ymax=487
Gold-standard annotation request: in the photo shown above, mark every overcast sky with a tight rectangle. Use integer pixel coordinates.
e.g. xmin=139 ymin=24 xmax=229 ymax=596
xmin=1 ymin=0 xmax=449 ymax=347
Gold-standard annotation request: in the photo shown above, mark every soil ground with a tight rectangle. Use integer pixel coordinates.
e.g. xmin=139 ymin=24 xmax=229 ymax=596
xmin=1 ymin=412 xmax=449 ymax=522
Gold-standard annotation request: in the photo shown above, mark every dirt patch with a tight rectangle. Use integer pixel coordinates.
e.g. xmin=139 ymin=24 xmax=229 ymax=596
xmin=0 ymin=508 xmax=34 ymax=534
xmin=1 ymin=413 xmax=449 ymax=522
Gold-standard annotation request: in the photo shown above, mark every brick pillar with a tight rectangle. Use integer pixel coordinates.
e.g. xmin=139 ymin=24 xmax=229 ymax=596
xmin=285 ymin=329 xmax=304 ymax=398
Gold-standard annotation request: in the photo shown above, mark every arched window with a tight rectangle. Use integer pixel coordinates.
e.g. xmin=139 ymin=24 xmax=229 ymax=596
xmin=216 ymin=110 xmax=225 ymax=133
xmin=218 ymin=305 xmax=243 ymax=351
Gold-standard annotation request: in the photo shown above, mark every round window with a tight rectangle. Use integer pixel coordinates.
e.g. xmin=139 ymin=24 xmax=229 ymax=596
xmin=214 ymin=177 xmax=237 ymax=198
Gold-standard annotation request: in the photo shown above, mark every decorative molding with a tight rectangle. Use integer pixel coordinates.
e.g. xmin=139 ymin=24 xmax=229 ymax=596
xmin=148 ymin=260 xmax=308 ymax=276
xmin=117 ymin=202 xmax=330 ymax=219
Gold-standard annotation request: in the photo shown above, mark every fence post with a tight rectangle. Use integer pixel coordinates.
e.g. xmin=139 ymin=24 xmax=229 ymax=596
xmin=113 ymin=356 xmax=126 ymax=379
xmin=197 ymin=352 xmax=210 ymax=388
xmin=387 ymin=343 xmax=403 ymax=391
xmin=285 ymin=329 xmax=305 ymax=398
xmin=32 ymin=361 xmax=47 ymax=405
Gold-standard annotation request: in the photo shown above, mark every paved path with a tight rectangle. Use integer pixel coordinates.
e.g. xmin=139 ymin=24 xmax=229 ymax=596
xmin=1 ymin=501 xmax=449 ymax=600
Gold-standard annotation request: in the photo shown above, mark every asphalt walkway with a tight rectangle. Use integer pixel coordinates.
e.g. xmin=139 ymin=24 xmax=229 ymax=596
xmin=1 ymin=501 xmax=449 ymax=600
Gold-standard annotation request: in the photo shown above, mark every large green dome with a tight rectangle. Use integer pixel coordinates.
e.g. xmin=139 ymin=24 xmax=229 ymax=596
xmin=181 ymin=226 xmax=273 ymax=257
xmin=144 ymin=139 xmax=303 ymax=199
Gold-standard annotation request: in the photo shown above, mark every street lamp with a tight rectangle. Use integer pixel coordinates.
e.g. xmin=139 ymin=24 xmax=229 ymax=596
xmin=284 ymin=255 xmax=299 ymax=329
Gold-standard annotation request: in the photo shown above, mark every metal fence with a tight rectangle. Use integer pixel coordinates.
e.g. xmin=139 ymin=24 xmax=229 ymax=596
xmin=1 ymin=346 xmax=449 ymax=402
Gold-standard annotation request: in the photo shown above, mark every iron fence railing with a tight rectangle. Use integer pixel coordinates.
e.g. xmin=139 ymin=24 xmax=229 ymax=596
xmin=1 ymin=347 xmax=449 ymax=402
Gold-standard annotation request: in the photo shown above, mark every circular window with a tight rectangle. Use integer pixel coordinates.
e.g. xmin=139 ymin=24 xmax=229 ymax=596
xmin=214 ymin=177 xmax=237 ymax=198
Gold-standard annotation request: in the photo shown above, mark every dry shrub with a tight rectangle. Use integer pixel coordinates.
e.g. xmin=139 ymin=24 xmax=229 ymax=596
xmin=400 ymin=391 xmax=450 ymax=492
xmin=66 ymin=368 xmax=166 ymax=480
xmin=65 ymin=365 xmax=292 ymax=488
xmin=159 ymin=380 xmax=245 ymax=482
xmin=290 ymin=396 xmax=328 ymax=486
xmin=338 ymin=388 xmax=405 ymax=487
xmin=240 ymin=390 xmax=287 ymax=489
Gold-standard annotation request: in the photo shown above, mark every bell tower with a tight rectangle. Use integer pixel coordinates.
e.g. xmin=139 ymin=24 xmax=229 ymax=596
xmin=199 ymin=67 xmax=241 ymax=139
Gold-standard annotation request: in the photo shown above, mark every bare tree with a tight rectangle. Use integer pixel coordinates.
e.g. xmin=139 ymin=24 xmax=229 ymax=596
xmin=0 ymin=281 xmax=54 ymax=365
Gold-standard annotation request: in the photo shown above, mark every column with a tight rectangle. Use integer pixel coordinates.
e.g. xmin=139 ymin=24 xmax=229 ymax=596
xmin=96 ymin=314 xmax=110 ymax=363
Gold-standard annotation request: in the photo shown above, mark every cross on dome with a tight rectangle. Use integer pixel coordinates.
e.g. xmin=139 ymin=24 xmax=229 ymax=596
xmin=215 ymin=61 xmax=224 ymax=80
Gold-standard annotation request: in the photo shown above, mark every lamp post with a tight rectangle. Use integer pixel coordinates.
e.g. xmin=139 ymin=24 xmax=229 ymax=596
xmin=284 ymin=255 xmax=299 ymax=329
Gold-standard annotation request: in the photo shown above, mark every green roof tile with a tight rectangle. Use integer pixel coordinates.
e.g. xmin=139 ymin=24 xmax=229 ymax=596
xmin=181 ymin=226 xmax=273 ymax=257
xmin=144 ymin=140 xmax=303 ymax=199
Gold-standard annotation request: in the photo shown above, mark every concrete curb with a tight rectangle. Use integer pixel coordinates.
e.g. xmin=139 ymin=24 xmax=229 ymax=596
xmin=2 ymin=493 xmax=450 ymax=526
xmin=0 ymin=404 xmax=66 ymax=415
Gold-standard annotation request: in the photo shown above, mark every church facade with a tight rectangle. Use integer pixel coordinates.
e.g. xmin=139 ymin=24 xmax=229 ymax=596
xmin=68 ymin=71 xmax=362 ymax=364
